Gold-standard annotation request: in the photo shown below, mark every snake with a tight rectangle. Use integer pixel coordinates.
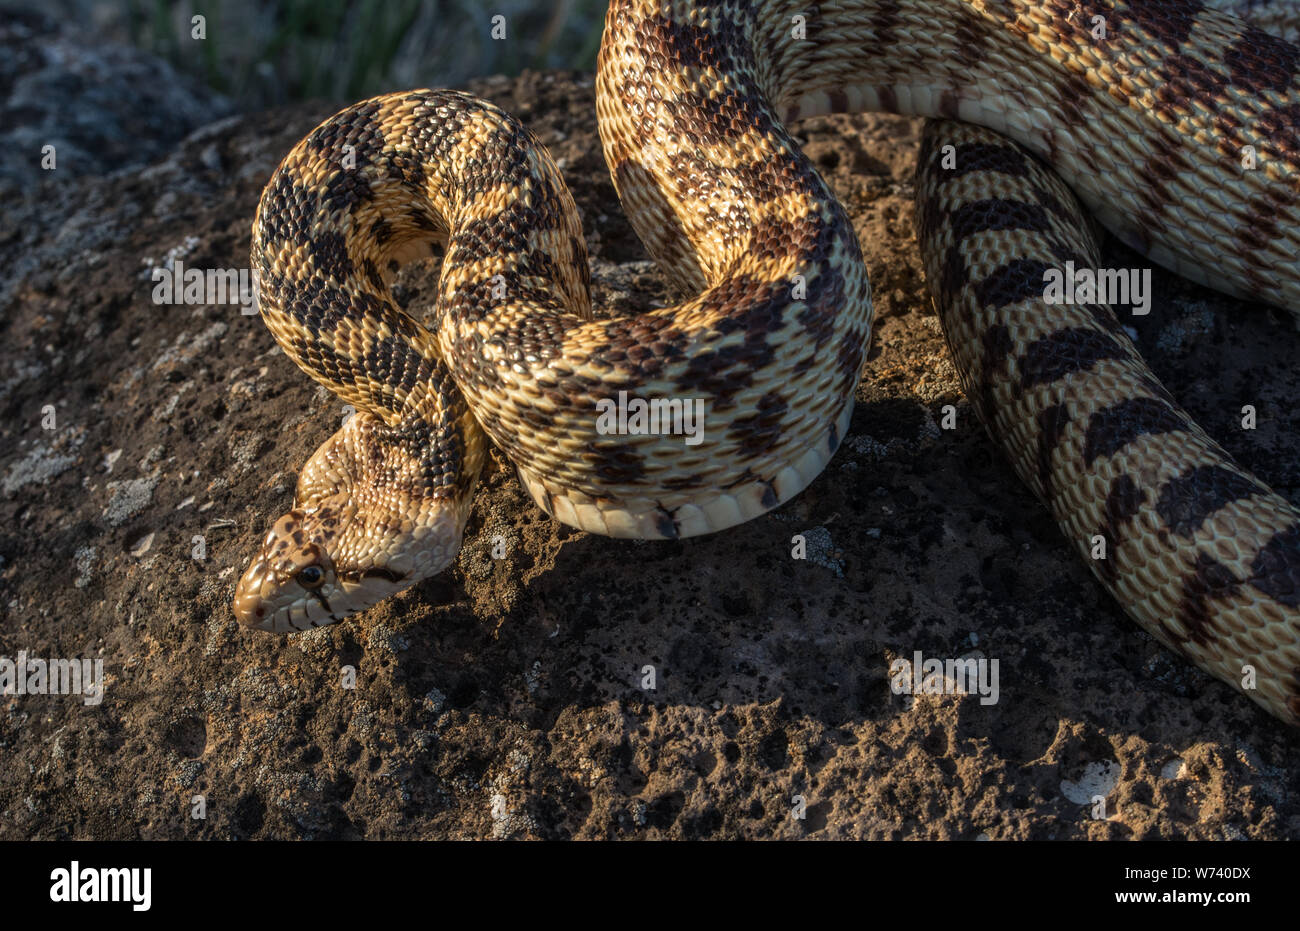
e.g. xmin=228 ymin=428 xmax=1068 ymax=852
xmin=233 ymin=0 xmax=1300 ymax=728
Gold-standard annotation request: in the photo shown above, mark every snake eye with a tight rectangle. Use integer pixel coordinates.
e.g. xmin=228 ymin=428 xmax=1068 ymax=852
xmin=296 ymin=565 xmax=325 ymax=588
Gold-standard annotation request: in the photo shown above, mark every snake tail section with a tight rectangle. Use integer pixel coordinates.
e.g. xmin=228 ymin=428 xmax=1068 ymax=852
xmin=914 ymin=120 xmax=1300 ymax=726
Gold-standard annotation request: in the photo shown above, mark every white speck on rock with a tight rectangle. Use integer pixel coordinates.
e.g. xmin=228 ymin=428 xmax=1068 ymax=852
xmin=525 ymin=660 xmax=542 ymax=694
xmin=73 ymin=546 xmax=97 ymax=588
xmin=1160 ymin=759 xmax=1187 ymax=780
xmin=2 ymin=444 xmax=77 ymax=495
xmin=802 ymin=525 xmax=844 ymax=577
xmin=424 ymin=688 xmax=447 ymax=714
xmin=1060 ymin=760 xmax=1120 ymax=805
xmin=366 ymin=624 xmax=410 ymax=653
xmin=102 ymin=475 xmax=159 ymax=526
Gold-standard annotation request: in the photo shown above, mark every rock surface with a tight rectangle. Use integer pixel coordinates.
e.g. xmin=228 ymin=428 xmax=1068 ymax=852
xmin=1 ymin=65 xmax=1298 ymax=839
xmin=0 ymin=10 xmax=232 ymax=196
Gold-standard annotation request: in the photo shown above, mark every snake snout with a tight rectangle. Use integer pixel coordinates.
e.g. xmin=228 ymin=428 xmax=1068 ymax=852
xmin=232 ymin=556 xmax=345 ymax=633
xmin=232 ymin=560 xmax=274 ymax=630
xmin=231 ymin=552 xmax=327 ymax=633
xmin=232 ymin=509 xmax=348 ymax=632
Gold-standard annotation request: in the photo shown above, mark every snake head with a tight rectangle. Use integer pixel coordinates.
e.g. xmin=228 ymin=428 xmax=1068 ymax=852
xmin=234 ymin=507 xmax=358 ymax=632
xmin=232 ymin=501 xmax=459 ymax=633
xmin=233 ymin=406 xmax=476 ymax=632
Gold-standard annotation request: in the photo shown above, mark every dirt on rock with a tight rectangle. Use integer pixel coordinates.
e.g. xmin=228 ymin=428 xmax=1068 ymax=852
xmin=1 ymin=63 xmax=1298 ymax=839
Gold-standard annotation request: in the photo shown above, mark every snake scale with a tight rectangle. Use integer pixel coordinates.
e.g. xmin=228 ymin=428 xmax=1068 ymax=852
xmin=234 ymin=0 xmax=1300 ymax=728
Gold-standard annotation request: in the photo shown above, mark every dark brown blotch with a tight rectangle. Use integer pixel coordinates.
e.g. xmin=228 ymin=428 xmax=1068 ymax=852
xmin=1173 ymin=553 xmax=1239 ymax=647
xmin=1083 ymin=396 xmax=1189 ymax=467
xmin=1156 ymin=465 xmax=1266 ymax=539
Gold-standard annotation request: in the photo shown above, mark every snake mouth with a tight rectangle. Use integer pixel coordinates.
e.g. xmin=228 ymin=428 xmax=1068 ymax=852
xmin=235 ymin=589 xmax=371 ymax=633
xmin=232 ymin=558 xmax=275 ymax=630
xmin=237 ymin=599 xmax=337 ymax=633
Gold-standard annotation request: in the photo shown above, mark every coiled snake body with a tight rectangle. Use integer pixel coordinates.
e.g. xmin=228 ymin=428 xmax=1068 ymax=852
xmin=234 ymin=0 xmax=1300 ymax=727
